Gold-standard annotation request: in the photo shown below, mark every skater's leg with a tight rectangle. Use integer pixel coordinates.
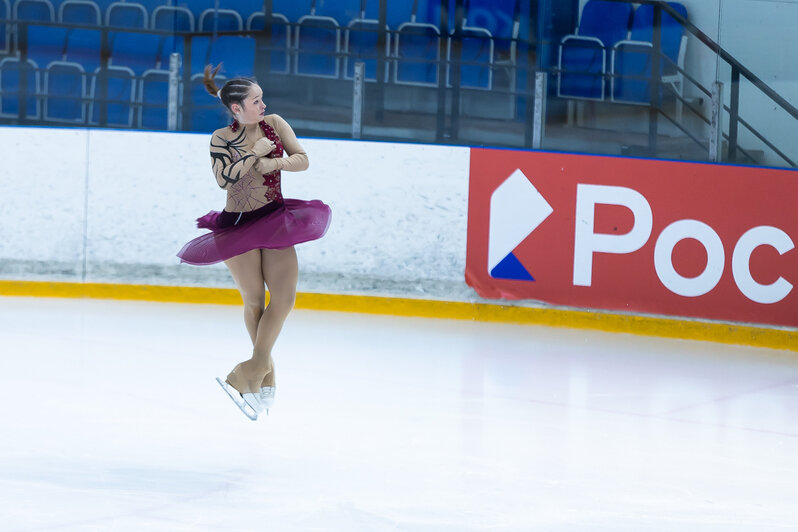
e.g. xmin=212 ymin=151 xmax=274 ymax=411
xmin=224 ymin=249 xmax=270 ymax=394
xmin=225 ymin=249 xmax=265 ymax=345
xmin=256 ymin=246 xmax=298 ymax=388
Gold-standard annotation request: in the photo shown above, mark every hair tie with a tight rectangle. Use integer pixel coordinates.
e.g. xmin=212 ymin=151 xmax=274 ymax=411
xmin=216 ymin=89 xmax=222 ymax=99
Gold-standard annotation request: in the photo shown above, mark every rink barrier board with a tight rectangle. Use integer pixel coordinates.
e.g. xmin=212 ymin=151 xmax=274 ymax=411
xmin=0 ymin=280 xmax=795 ymax=352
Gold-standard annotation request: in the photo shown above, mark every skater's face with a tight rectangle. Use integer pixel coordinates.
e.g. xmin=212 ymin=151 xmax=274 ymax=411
xmin=231 ymin=85 xmax=266 ymax=124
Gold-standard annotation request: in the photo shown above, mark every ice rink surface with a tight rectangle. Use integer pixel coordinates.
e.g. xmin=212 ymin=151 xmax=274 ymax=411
xmin=1 ymin=296 xmax=797 ymax=531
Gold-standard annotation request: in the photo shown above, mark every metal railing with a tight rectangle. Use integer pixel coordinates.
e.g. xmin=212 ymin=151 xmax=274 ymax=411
xmin=601 ymin=0 xmax=797 ymax=167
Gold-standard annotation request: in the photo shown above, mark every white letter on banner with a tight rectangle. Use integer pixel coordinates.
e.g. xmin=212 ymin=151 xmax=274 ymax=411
xmin=732 ymin=226 xmax=794 ymax=304
xmin=654 ymin=220 xmax=724 ymax=297
xmin=573 ymin=184 xmax=653 ymax=287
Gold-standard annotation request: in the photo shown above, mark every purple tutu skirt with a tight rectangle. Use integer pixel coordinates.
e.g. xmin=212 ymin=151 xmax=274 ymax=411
xmin=177 ymin=198 xmax=331 ymax=265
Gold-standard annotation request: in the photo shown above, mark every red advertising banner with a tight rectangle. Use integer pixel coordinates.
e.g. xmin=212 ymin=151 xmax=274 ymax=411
xmin=466 ymin=149 xmax=798 ymax=328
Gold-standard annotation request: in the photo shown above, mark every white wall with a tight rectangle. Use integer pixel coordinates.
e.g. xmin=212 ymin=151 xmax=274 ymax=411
xmin=716 ymin=0 xmax=798 ymax=166
xmin=0 ymin=126 xmax=476 ymax=301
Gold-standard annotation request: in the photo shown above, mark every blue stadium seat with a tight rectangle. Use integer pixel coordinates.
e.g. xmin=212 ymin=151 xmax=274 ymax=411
xmin=90 ymin=64 xmax=135 ymax=126
xmin=156 ymin=35 xmax=211 ymax=75
xmin=0 ymin=56 xmax=40 ymax=118
xmin=156 ymin=35 xmax=181 ymax=70
xmin=184 ymin=36 xmax=211 ymax=74
xmin=172 ymin=0 xmax=213 ymax=23
xmin=385 ymin=1 xmax=413 ymax=29
xmin=151 ymin=5 xmax=194 ymax=32
xmin=0 ymin=0 xmax=11 ymax=54
xmin=44 ymin=60 xmax=86 ymax=122
xmin=362 ymin=0 xmax=380 ymax=20
xmin=466 ymin=0 xmax=519 ymax=81
xmin=91 ymin=0 xmax=115 ymax=12
xmin=393 ymin=22 xmax=440 ymax=86
xmin=557 ymin=0 xmax=633 ymax=100
xmin=110 ymin=31 xmax=162 ymax=74
xmin=26 ymin=25 xmax=67 ymax=68
xmin=343 ymin=18 xmax=389 ymax=81
xmin=129 ymin=0 xmax=165 ymax=13
xmin=139 ymin=68 xmax=178 ymax=130
xmin=199 ymin=8 xmax=243 ymax=33
xmin=448 ymin=24 xmax=494 ymax=90
xmin=315 ymin=0 xmax=360 ymax=27
xmin=611 ymin=2 xmax=688 ymax=105
xmin=271 ymin=0 xmax=312 ymax=23
xmin=415 ymin=0 xmax=447 ymax=26
xmin=466 ymin=0 xmax=517 ymax=43
xmin=295 ymin=15 xmax=340 ymax=78
xmin=207 ymin=36 xmax=255 ymax=77
xmin=247 ymin=12 xmax=291 ymax=74
xmin=105 ymin=2 xmax=148 ymax=29
xmin=64 ymin=28 xmax=101 ymax=73
xmin=219 ymin=0 xmax=263 ymax=21
xmin=58 ymin=0 xmax=101 ymax=26
xmin=13 ymin=0 xmax=55 ymax=22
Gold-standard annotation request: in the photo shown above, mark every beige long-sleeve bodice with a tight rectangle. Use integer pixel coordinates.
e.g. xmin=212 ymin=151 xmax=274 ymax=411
xmin=209 ymin=113 xmax=309 ymax=212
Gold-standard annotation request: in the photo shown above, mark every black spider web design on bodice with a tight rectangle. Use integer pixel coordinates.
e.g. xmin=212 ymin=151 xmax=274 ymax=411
xmin=227 ymin=174 xmax=269 ymax=211
xmin=210 ymin=128 xmax=254 ymax=187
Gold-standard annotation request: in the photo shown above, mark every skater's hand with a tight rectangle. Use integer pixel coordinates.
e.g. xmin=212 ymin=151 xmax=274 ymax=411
xmin=256 ymin=157 xmax=279 ymax=174
xmin=252 ymin=137 xmax=275 ymax=157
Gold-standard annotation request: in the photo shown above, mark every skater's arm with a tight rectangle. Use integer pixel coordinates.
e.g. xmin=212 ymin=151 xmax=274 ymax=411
xmin=255 ymin=115 xmax=309 ymax=175
xmin=210 ymin=130 xmax=274 ymax=189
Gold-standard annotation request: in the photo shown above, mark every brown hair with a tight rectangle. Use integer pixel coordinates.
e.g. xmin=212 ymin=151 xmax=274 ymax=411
xmin=203 ymin=63 xmax=258 ymax=111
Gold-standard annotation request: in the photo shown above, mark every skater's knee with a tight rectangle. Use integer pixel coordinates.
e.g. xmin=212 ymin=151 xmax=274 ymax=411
xmin=268 ymin=289 xmax=295 ymax=315
xmin=241 ymin=291 xmax=266 ymax=312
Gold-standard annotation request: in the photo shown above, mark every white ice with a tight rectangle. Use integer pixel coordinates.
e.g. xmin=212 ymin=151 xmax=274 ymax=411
xmin=1 ymin=296 xmax=797 ymax=531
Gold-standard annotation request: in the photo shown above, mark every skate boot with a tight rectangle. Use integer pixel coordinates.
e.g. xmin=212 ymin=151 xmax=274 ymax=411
xmin=216 ymin=377 xmax=265 ymax=421
xmin=260 ymin=386 xmax=276 ymax=415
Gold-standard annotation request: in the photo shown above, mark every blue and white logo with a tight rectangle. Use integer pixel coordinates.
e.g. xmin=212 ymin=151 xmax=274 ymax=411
xmin=488 ymin=169 xmax=553 ymax=280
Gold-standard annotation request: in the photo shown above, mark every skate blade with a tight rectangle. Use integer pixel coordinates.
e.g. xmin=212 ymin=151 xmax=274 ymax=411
xmin=216 ymin=377 xmax=258 ymax=421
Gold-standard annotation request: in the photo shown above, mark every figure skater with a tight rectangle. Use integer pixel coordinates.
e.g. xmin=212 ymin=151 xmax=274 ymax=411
xmin=177 ymin=64 xmax=331 ymax=420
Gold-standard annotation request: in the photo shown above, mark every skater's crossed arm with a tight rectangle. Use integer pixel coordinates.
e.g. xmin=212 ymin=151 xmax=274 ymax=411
xmin=211 ymin=129 xmax=275 ymax=189
xmin=255 ymin=115 xmax=309 ymax=175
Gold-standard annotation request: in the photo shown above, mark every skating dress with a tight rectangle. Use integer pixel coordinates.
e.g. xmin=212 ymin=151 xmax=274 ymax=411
xmin=177 ymin=114 xmax=331 ymax=265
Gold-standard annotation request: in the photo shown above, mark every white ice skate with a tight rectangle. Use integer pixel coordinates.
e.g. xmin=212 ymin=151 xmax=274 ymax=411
xmin=260 ymin=386 xmax=276 ymax=415
xmin=216 ymin=377 xmax=264 ymax=421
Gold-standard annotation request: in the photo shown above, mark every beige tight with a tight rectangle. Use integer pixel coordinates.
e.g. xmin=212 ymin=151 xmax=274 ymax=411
xmin=223 ymin=246 xmax=298 ymax=394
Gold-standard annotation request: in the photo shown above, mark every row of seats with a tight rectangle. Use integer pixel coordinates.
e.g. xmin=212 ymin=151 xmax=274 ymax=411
xmin=1 ymin=0 xmax=520 ymax=34
xmin=1 ymin=0 xmax=521 ymax=88
xmin=556 ymin=0 xmax=689 ymax=106
xmin=4 ymin=0 xmax=284 ymax=32
xmin=0 ymin=29 xmax=499 ymax=131
xmin=0 ymin=32 xmax=258 ymax=130
xmin=0 ymin=12 xmax=502 ymax=91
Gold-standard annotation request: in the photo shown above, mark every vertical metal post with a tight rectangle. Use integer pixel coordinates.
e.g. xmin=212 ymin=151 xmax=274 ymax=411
xmin=254 ymin=0 xmax=274 ymax=82
xmin=435 ymin=0 xmax=449 ymax=142
xmin=167 ymin=53 xmax=181 ymax=131
xmin=181 ymin=35 xmax=192 ymax=131
xmin=709 ymin=81 xmax=723 ymax=162
xmin=648 ymin=4 xmax=662 ymax=156
xmin=97 ymin=28 xmax=110 ymax=127
xmin=352 ymin=61 xmax=365 ymax=138
xmin=449 ymin=0 xmax=465 ymax=141
xmin=728 ymin=66 xmax=740 ymax=162
xmin=375 ymin=0 xmax=387 ymax=121
xmin=18 ymin=22 xmax=28 ymax=121
xmin=524 ymin=0 xmax=540 ymax=148
xmin=532 ymin=72 xmax=547 ymax=149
